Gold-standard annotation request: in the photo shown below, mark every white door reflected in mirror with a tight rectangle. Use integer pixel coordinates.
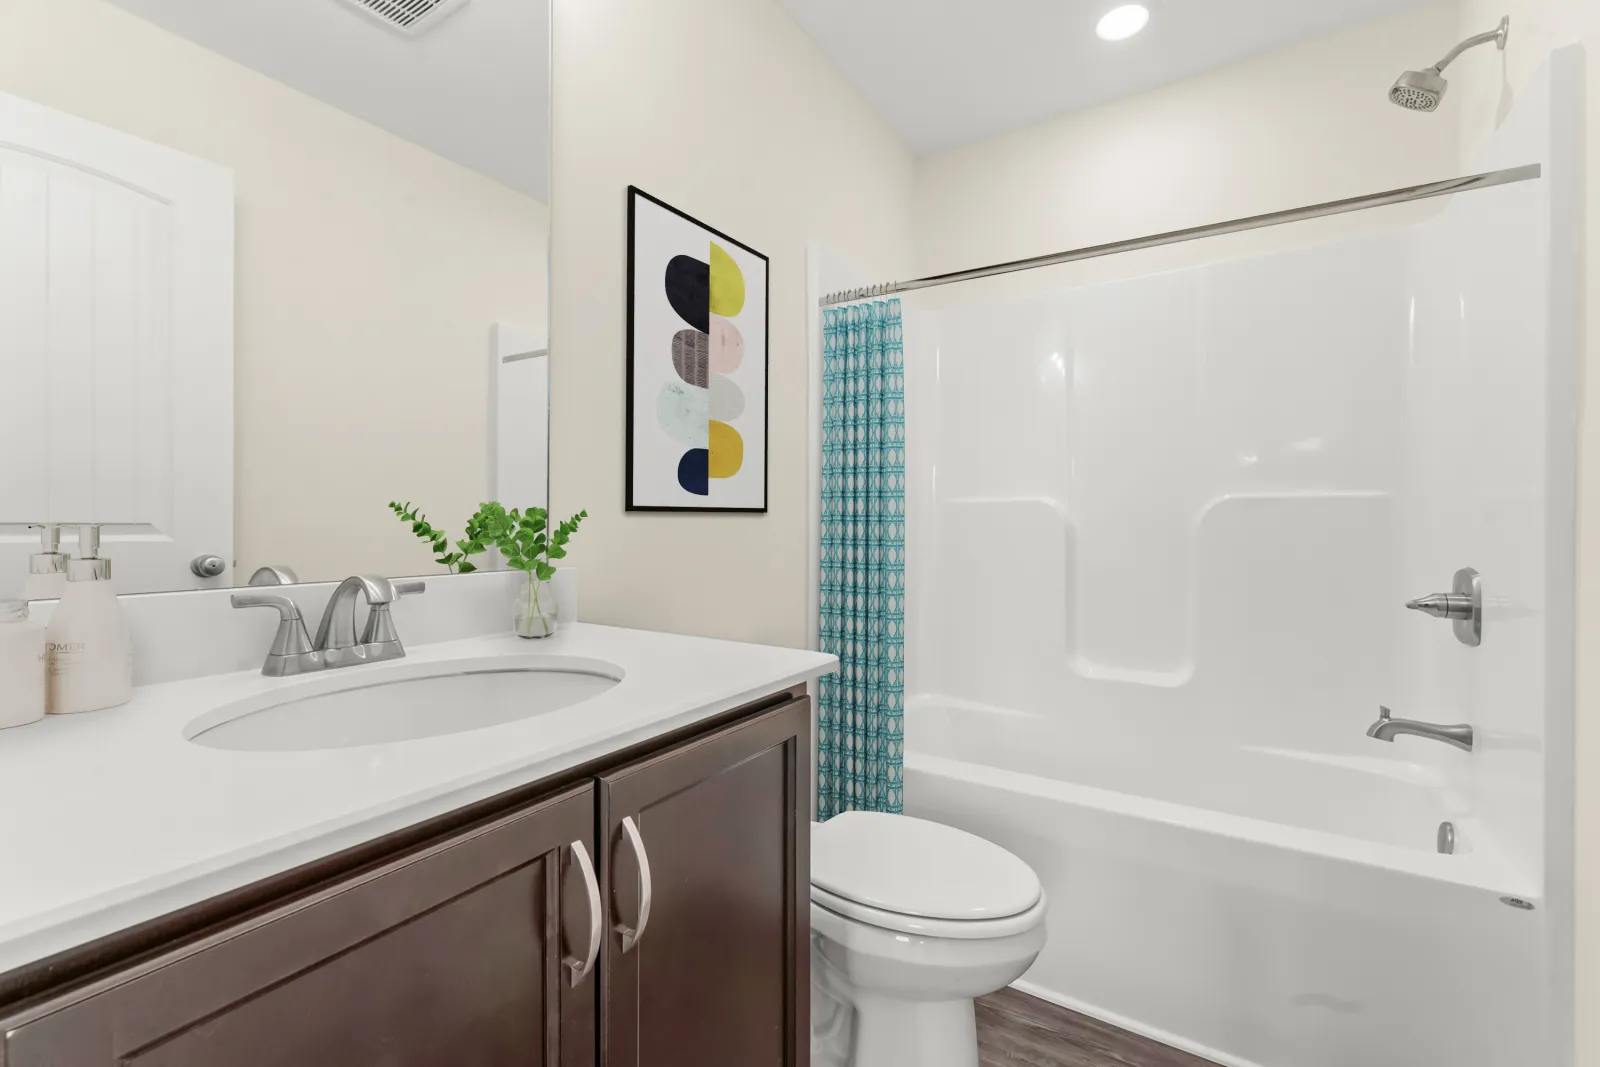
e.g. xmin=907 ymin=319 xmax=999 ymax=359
xmin=0 ymin=91 xmax=235 ymax=598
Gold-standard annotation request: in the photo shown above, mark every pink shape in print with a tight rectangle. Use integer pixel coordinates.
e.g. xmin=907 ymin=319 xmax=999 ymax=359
xmin=709 ymin=315 xmax=744 ymax=373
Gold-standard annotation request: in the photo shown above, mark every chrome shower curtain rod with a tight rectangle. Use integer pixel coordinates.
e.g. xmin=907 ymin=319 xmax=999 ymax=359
xmin=819 ymin=163 xmax=1541 ymax=308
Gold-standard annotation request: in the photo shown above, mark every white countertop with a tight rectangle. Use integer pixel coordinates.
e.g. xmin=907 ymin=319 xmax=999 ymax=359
xmin=0 ymin=623 xmax=835 ymax=978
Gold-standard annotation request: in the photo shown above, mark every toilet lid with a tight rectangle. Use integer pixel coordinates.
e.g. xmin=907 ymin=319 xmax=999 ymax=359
xmin=811 ymin=812 xmax=1042 ymax=921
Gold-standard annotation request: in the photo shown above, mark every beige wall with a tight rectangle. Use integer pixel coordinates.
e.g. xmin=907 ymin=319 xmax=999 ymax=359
xmin=548 ymin=0 xmax=915 ymax=648
xmin=1451 ymin=4 xmax=1599 ymax=1062
xmin=0 ymin=0 xmax=549 ymax=585
xmin=913 ymin=3 xmax=1463 ymax=287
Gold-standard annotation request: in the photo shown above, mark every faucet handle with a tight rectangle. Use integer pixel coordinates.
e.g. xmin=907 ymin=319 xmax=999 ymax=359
xmin=1404 ymin=568 xmax=1483 ymax=648
xmin=1377 ymin=705 xmax=1392 ymax=722
xmin=231 ymin=591 xmax=303 ymax=622
xmin=231 ymin=592 xmax=315 ymax=666
xmin=360 ymin=579 xmax=424 ymax=649
xmin=362 ymin=603 xmax=401 ymax=646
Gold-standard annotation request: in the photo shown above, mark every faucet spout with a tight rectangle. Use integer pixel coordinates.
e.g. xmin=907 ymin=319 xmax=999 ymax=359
xmin=314 ymin=575 xmax=400 ymax=659
xmin=1366 ymin=706 xmax=1474 ymax=752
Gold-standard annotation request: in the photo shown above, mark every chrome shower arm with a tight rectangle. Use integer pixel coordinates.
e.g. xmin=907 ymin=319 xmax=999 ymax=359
xmin=1432 ymin=16 xmax=1508 ymax=73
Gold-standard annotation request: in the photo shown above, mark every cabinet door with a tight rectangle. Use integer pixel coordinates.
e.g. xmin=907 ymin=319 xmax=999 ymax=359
xmin=600 ymin=697 xmax=810 ymax=1067
xmin=2 ymin=785 xmax=602 ymax=1067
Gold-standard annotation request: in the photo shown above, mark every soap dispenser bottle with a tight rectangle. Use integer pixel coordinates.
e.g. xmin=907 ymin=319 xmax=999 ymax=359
xmin=20 ymin=524 xmax=69 ymax=601
xmin=45 ymin=525 xmax=133 ymax=714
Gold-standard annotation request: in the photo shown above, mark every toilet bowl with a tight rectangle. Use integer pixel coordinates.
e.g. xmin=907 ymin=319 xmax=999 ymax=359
xmin=809 ymin=812 xmax=1048 ymax=1067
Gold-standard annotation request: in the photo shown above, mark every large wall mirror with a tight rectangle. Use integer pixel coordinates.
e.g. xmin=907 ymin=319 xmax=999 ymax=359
xmin=0 ymin=0 xmax=550 ymax=597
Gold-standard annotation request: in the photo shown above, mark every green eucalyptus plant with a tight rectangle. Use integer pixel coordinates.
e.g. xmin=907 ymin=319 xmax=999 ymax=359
xmin=388 ymin=500 xmax=588 ymax=638
xmin=387 ymin=501 xmax=497 ymax=574
xmin=387 ymin=500 xmax=588 ymax=579
xmin=468 ymin=502 xmax=589 ymax=583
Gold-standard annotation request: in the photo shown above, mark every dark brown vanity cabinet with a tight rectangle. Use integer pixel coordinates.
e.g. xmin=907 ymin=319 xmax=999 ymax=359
xmin=0 ymin=694 xmax=809 ymax=1067
xmin=599 ymin=696 xmax=810 ymax=1067
xmin=1 ymin=784 xmax=600 ymax=1067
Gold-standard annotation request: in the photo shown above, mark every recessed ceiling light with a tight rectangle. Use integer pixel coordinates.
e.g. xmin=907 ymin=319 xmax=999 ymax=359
xmin=1096 ymin=4 xmax=1150 ymax=41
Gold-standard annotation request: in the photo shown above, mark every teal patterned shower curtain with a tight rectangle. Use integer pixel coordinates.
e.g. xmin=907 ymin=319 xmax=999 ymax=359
xmin=818 ymin=299 xmax=905 ymax=819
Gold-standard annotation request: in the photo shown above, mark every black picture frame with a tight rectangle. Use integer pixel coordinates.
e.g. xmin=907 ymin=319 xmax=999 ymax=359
xmin=625 ymin=186 xmax=770 ymax=513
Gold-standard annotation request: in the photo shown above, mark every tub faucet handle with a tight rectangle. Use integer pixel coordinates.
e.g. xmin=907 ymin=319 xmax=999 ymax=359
xmin=1405 ymin=594 xmax=1474 ymax=620
xmin=1404 ymin=568 xmax=1482 ymax=647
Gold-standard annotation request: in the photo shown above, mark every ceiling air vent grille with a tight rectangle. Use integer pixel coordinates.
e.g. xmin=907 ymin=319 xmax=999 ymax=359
xmin=338 ymin=0 xmax=471 ymax=35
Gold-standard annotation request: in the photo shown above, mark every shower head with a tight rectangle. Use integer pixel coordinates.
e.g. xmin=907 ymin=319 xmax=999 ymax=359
xmin=1390 ymin=68 xmax=1448 ymax=111
xmin=1389 ymin=15 xmax=1508 ymax=113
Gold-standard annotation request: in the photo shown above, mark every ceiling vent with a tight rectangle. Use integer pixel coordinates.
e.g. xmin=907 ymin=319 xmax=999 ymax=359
xmin=338 ymin=0 xmax=471 ymax=36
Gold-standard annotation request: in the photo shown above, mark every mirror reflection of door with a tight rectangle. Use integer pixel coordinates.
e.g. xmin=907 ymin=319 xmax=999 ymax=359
xmin=490 ymin=323 xmax=550 ymax=512
xmin=0 ymin=91 xmax=235 ymax=597
xmin=0 ymin=0 xmax=550 ymax=593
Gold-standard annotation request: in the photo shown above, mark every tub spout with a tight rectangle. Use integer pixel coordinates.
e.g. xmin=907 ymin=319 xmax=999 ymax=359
xmin=1366 ymin=706 xmax=1474 ymax=752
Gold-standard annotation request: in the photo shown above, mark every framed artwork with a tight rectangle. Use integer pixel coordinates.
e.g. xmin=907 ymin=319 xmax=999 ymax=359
xmin=626 ymin=187 xmax=769 ymax=512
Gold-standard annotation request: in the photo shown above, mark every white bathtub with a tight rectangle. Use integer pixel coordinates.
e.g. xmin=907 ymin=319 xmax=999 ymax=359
xmin=903 ymin=700 xmax=1550 ymax=1067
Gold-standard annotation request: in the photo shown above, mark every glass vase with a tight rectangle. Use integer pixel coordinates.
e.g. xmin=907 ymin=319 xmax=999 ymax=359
xmin=511 ymin=574 xmax=558 ymax=639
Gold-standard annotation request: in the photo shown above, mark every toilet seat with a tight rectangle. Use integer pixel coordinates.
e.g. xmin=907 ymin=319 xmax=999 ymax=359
xmin=812 ymin=883 xmax=1049 ymax=939
xmin=811 ymin=812 xmax=1043 ymax=936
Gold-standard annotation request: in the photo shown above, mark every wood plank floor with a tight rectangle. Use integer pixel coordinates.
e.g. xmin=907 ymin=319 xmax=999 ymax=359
xmin=976 ymin=989 xmax=1220 ymax=1067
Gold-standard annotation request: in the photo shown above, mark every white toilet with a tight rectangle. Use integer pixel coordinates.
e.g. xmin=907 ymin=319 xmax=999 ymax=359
xmin=809 ymin=812 xmax=1048 ymax=1067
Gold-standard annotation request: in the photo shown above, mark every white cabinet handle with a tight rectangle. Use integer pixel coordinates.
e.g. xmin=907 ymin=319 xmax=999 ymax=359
xmin=563 ymin=839 xmax=602 ymax=986
xmin=616 ymin=816 xmax=653 ymax=954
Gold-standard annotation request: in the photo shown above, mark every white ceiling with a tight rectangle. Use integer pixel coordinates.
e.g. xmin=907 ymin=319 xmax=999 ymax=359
xmin=108 ymin=0 xmax=549 ymax=200
xmin=778 ymin=0 xmax=1437 ymax=155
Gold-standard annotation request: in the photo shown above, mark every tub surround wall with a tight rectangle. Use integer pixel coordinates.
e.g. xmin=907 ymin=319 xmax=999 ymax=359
xmin=1398 ymin=53 xmax=1579 ymax=897
xmin=908 ymin=233 xmax=1413 ymax=767
xmin=1448 ymin=6 xmax=1600 ymax=1066
xmin=903 ymin=52 xmax=1575 ymax=1067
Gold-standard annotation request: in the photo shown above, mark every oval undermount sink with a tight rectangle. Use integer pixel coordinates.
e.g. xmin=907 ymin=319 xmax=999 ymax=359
xmin=187 ymin=658 xmax=623 ymax=752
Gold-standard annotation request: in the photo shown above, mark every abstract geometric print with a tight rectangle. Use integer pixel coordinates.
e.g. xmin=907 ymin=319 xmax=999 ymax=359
xmin=627 ymin=188 xmax=768 ymax=511
xmin=817 ymin=299 xmax=905 ymax=819
xmin=662 ymin=243 xmax=748 ymax=494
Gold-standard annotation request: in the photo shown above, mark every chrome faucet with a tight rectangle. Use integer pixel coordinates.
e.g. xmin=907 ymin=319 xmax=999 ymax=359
xmin=1366 ymin=706 xmax=1474 ymax=752
xmin=232 ymin=575 xmax=425 ymax=677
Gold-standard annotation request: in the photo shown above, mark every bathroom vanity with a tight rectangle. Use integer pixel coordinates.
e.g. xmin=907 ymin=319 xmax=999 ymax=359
xmin=0 ymin=612 xmax=833 ymax=1067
